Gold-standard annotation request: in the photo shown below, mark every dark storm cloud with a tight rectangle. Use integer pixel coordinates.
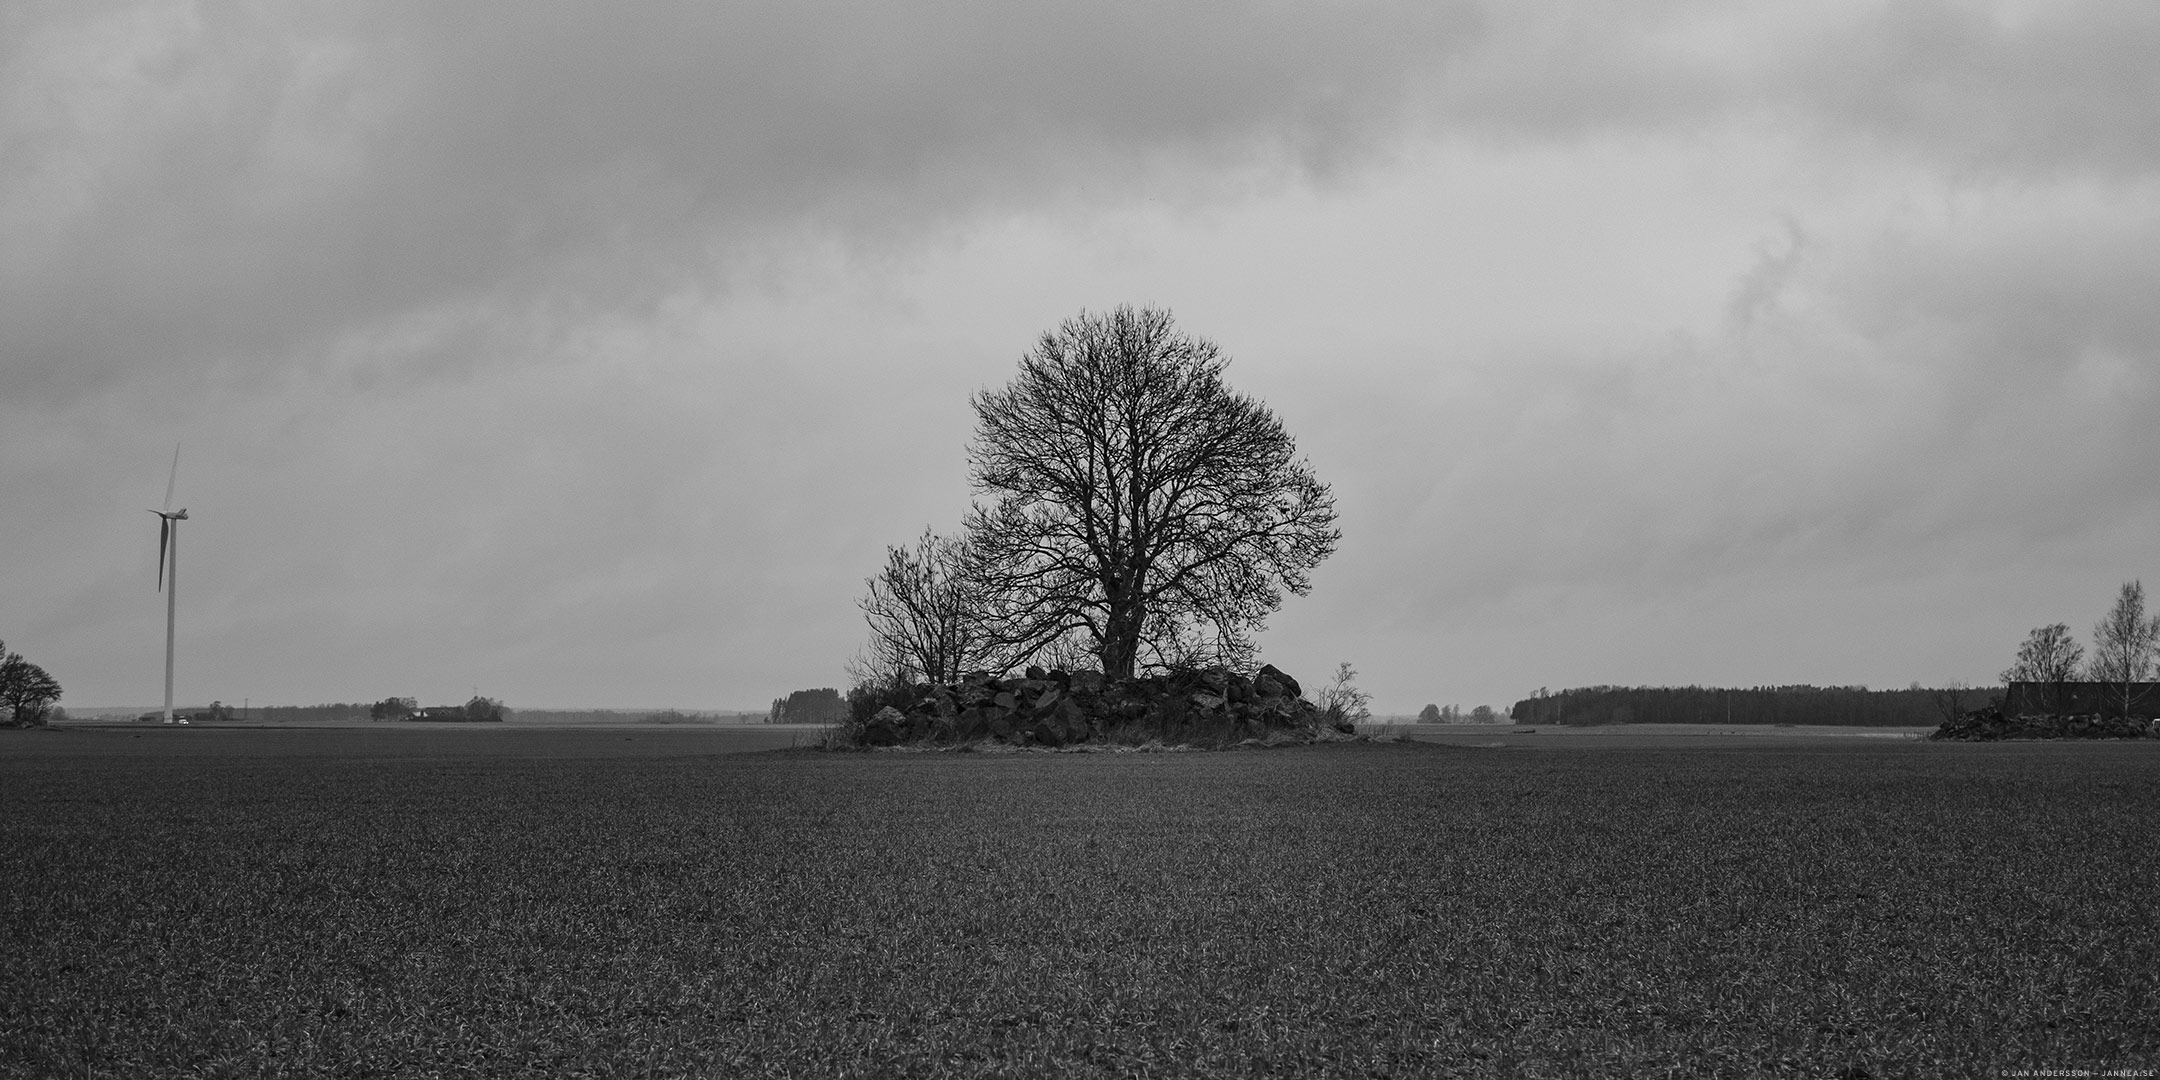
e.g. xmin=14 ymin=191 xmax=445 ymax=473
xmin=0 ymin=1 xmax=1478 ymax=402
xmin=12 ymin=1 xmax=2150 ymax=408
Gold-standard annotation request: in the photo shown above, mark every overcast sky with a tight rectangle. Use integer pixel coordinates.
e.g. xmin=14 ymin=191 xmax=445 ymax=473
xmin=5 ymin=1 xmax=2156 ymax=714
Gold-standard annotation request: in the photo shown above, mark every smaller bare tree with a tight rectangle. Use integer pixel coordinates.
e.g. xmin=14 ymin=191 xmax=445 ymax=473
xmin=1313 ymin=661 xmax=1372 ymax=730
xmin=1926 ymin=680 xmax=1973 ymax=726
xmin=857 ymin=528 xmax=1021 ymax=688
xmin=2089 ymin=581 xmax=2160 ymax=717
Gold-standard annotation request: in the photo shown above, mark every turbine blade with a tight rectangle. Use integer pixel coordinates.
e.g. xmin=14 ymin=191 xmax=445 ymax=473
xmin=163 ymin=444 xmax=180 ymax=514
xmin=158 ymin=518 xmax=169 ymax=591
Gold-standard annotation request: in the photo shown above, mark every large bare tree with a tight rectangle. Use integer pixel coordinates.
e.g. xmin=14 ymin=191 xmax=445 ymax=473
xmin=965 ymin=305 xmax=1339 ymax=680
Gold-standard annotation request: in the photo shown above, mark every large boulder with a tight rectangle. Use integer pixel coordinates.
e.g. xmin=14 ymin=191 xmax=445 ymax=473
xmin=1254 ymin=663 xmax=1300 ymax=700
xmin=861 ymin=706 xmax=908 ymax=747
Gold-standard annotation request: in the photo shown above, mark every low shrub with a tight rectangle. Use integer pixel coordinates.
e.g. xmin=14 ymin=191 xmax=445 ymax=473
xmin=844 ymin=679 xmax=932 ymax=728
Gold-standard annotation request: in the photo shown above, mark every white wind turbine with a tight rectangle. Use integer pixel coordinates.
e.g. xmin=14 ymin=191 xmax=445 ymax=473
xmin=149 ymin=445 xmax=189 ymax=725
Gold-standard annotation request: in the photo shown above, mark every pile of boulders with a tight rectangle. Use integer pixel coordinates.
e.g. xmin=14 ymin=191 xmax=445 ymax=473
xmin=1931 ymin=706 xmax=2160 ymax=741
xmin=853 ymin=664 xmax=1346 ymax=749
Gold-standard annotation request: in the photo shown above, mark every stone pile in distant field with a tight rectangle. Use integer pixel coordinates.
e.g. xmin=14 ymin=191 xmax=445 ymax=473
xmin=1931 ymin=706 xmax=2160 ymax=741
xmin=855 ymin=664 xmax=1347 ymax=748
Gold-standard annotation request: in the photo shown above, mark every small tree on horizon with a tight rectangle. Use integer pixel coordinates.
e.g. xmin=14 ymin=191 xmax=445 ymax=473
xmin=0 ymin=641 xmax=63 ymax=727
xmin=2003 ymin=623 xmax=2084 ymax=684
xmin=1418 ymin=703 xmax=1441 ymax=724
xmin=2001 ymin=622 xmax=2084 ymax=714
xmin=2089 ymin=581 xmax=2160 ymax=717
xmin=464 ymin=696 xmax=508 ymax=723
xmin=369 ymin=696 xmax=417 ymax=722
xmin=1927 ymin=681 xmax=1973 ymax=725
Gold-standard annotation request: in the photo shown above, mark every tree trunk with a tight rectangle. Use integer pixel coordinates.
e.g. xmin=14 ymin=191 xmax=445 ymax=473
xmin=1100 ymin=602 xmax=1141 ymax=681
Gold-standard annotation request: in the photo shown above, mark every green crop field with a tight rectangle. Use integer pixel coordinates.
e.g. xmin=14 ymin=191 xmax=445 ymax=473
xmin=3 ymin=728 xmax=2155 ymax=1077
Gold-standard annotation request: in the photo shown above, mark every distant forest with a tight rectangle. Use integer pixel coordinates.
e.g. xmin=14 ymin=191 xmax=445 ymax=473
xmin=252 ymin=700 xmax=509 ymax=722
xmin=241 ymin=704 xmax=759 ymax=724
xmin=515 ymin=709 xmax=764 ymax=724
xmin=769 ymin=688 xmax=846 ymax=725
xmin=1509 ymin=685 xmax=1992 ymax=727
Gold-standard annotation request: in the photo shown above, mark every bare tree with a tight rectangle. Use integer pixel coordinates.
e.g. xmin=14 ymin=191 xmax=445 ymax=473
xmin=1926 ymin=680 xmax=1974 ymax=725
xmin=2003 ymin=623 xmax=2084 ymax=684
xmin=966 ymin=305 xmax=1339 ymax=679
xmin=2089 ymin=581 xmax=2160 ymax=717
xmin=1313 ymin=661 xmax=1372 ymax=730
xmin=856 ymin=528 xmax=1018 ymax=687
xmin=2000 ymin=622 xmax=2084 ymax=714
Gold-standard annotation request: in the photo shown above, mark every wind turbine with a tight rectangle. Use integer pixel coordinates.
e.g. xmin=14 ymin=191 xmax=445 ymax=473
xmin=149 ymin=445 xmax=189 ymax=725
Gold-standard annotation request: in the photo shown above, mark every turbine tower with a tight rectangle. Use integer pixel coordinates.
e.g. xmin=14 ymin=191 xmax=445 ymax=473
xmin=149 ymin=446 xmax=188 ymax=725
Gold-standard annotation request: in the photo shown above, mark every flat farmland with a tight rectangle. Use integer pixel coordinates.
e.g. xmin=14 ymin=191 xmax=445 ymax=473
xmin=3 ymin=728 xmax=2155 ymax=1077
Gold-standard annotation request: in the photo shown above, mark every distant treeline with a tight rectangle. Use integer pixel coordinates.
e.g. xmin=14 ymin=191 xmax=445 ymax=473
xmin=239 ymin=703 xmax=763 ymax=724
xmin=406 ymin=699 xmax=506 ymax=722
xmin=1509 ymin=685 xmax=1992 ymax=727
xmin=254 ymin=702 xmax=370 ymax=723
xmin=252 ymin=698 xmax=509 ymax=723
xmin=515 ymin=709 xmax=765 ymax=724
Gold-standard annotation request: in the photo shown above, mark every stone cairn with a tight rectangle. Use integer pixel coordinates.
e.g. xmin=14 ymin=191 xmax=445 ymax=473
xmin=854 ymin=664 xmax=1348 ymax=749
